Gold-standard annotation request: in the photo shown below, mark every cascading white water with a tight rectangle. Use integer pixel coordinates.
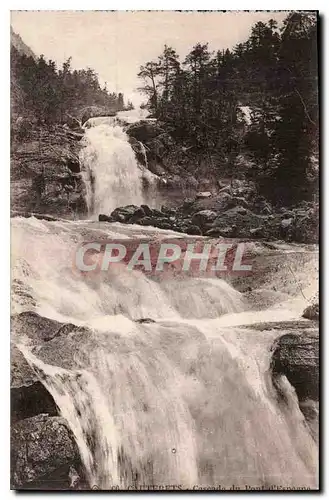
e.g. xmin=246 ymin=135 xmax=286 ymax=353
xmin=11 ymin=215 xmax=318 ymax=490
xmin=80 ymin=122 xmax=145 ymax=216
xmin=11 ymin=109 xmax=319 ymax=489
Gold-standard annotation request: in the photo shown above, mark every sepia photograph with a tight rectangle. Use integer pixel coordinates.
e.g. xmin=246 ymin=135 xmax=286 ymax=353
xmin=10 ymin=10 xmax=319 ymax=491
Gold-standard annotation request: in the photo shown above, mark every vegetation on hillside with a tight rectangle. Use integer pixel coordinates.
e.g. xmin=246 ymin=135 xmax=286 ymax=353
xmin=11 ymin=48 xmax=127 ymax=124
xmin=138 ymin=12 xmax=319 ymax=206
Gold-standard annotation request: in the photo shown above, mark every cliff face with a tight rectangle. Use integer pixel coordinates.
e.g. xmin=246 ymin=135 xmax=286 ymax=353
xmin=11 ymin=124 xmax=87 ymax=219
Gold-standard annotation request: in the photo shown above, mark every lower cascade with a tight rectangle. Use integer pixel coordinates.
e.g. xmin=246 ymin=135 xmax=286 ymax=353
xmin=11 ymin=111 xmax=318 ymax=490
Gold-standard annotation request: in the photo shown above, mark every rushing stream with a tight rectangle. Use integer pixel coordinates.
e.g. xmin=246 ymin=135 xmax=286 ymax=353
xmin=11 ymin=114 xmax=319 ymax=489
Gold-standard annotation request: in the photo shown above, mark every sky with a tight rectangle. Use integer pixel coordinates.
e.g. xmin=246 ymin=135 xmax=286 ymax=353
xmin=11 ymin=10 xmax=288 ymax=106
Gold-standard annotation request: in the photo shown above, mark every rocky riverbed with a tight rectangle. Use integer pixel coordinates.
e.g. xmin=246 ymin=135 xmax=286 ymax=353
xmin=99 ymin=192 xmax=318 ymax=243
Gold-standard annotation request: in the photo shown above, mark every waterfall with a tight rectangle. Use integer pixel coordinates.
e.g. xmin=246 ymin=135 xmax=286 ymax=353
xmin=80 ymin=121 xmax=145 ymax=216
xmin=17 ymin=317 xmax=318 ymax=490
xmin=11 ymin=107 xmax=318 ymax=489
xmin=11 ymin=216 xmax=318 ymax=489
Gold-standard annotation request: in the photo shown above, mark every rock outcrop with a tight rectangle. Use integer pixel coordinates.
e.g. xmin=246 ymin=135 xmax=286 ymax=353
xmin=11 ymin=312 xmax=88 ymax=489
xmin=302 ymin=303 xmax=319 ymax=321
xmin=11 ymin=125 xmax=87 ymax=219
xmin=11 ymin=415 xmax=82 ymax=489
xmin=271 ymin=330 xmax=319 ymax=402
xmin=98 ymin=191 xmax=318 ymax=243
xmin=270 ymin=326 xmax=319 ymax=443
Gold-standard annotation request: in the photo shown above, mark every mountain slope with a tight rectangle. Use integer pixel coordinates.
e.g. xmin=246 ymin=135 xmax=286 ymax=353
xmin=10 ymin=26 xmax=36 ymax=60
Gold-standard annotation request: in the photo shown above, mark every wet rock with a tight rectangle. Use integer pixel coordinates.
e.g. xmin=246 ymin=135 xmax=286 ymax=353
xmin=11 ymin=311 xmax=64 ymax=344
xmin=153 ymin=219 xmax=173 ymax=230
xmin=97 ymin=198 xmax=318 ymax=244
xmin=299 ymin=399 xmax=319 ymax=443
xmin=110 ymin=205 xmax=140 ymax=222
xmin=127 ymin=207 xmax=146 ymax=223
xmin=302 ymin=303 xmax=319 ymax=321
xmin=98 ymin=214 xmax=114 ymax=222
xmin=11 ymin=344 xmax=37 ymax=389
xmin=205 ymin=227 xmax=222 ymax=237
xmin=138 ymin=217 xmax=155 ymax=227
xmin=271 ymin=331 xmax=319 ymax=401
xmin=11 ymin=415 xmax=81 ymax=489
xmin=150 ymin=208 xmax=164 ymax=218
xmin=185 ymin=225 xmax=202 ymax=236
xmin=141 ymin=204 xmax=153 ymax=217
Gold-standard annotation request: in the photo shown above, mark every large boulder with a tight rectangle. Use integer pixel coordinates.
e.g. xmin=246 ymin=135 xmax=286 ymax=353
xmin=110 ymin=205 xmax=142 ymax=223
xmin=191 ymin=210 xmax=217 ymax=231
xmin=209 ymin=206 xmax=264 ymax=239
xmin=126 ymin=120 xmax=165 ymax=143
xmin=271 ymin=331 xmax=319 ymax=401
xmin=185 ymin=225 xmax=202 ymax=236
xmin=183 ymin=192 xmax=233 ymax=215
xmin=11 ymin=415 xmax=81 ymax=489
xmin=99 ymin=214 xmax=114 ymax=223
xmin=302 ymin=303 xmax=319 ymax=321
xmin=11 ymin=311 xmax=65 ymax=344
